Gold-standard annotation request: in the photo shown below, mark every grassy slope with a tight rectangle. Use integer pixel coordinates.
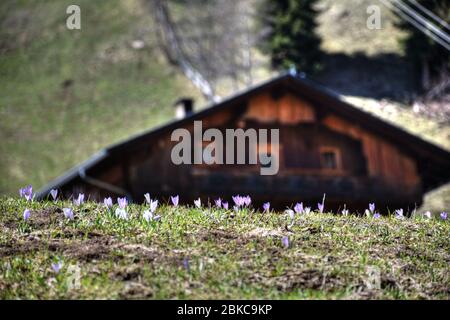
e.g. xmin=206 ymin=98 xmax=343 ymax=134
xmin=317 ymin=0 xmax=406 ymax=56
xmin=0 ymin=197 xmax=448 ymax=299
xmin=0 ymin=0 xmax=203 ymax=195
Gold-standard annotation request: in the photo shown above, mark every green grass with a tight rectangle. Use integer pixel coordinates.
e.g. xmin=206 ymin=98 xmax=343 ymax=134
xmin=0 ymin=197 xmax=448 ymax=299
xmin=317 ymin=0 xmax=407 ymax=56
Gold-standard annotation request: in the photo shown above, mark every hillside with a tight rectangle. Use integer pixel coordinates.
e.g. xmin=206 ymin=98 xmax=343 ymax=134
xmin=0 ymin=197 xmax=448 ymax=299
xmin=0 ymin=0 xmax=203 ymax=195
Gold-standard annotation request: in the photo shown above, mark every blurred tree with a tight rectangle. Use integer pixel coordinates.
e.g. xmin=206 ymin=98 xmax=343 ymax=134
xmin=258 ymin=0 xmax=322 ymax=74
xmin=397 ymin=0 xmax=449 ymax=92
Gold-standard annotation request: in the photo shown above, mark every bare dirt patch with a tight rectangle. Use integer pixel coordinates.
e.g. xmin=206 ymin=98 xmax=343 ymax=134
xmin=28 ymin=207 xmax=62 ymax=228
xmin=0 ymin=232 xmax=165 ymax=263
xmin=247 ymin=227 xmax=285 ymax=238
xmin=119 ymin=282 xmax=153 ymax=299
xmin=197 ymin=227 xmax=288 ymax=245
xmin=199 ymin=228 xmax=240 ymax=241
xmin=248 ymin=268 xmax=345 ymax=293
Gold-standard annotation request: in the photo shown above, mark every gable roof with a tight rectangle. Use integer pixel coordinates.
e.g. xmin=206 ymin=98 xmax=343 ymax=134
xmin=36 ymin=72 xmax=450 ymax=198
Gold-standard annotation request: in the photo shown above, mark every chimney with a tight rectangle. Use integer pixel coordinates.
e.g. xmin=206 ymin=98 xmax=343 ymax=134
xmin=174 ymin=98 xmax=194 ymax=120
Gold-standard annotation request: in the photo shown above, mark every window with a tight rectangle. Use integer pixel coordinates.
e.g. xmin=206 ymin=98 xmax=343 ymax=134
xmin=319 ymin=147 xmax=341 ymax=171
xmin=321 ymin=152 xmax=337 ymax=169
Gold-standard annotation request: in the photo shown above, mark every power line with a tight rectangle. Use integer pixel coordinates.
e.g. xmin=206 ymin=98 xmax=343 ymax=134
xmin=395 ymin=0 xmax=450 ymax=44
xmin=408 ymin=0 xmax=450 ymax=32
xmin=379 ymin=0 xmax=450 ymax=51
xmin=381 ymin=0 xmax=450 ymax=50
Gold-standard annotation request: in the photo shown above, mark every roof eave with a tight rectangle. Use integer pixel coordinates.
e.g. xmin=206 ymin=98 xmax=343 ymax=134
xmin=35 ymin=150 xmax=109 ymax=199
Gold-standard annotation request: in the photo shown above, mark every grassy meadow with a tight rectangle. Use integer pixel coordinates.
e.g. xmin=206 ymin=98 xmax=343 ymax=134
xmin=0 ymin=196 xmax=448 ymax=299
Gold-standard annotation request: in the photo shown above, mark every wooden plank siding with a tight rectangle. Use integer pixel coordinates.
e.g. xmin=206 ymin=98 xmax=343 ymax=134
xmin=244 ymin=92 xmax=315 ymax=124
xmin=322 ymin=114 xmax=421 ymax=191
xmin=244 ymin=91 xmax=420 ymax=193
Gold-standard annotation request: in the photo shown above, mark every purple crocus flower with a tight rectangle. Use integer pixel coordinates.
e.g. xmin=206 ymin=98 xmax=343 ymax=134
xmin=194 ymin=198 xmax=201 ymax=208
xmin=50 ymin=189 xmax=58 ymax=201
xmin=282 ymin=236 xmax=289 ymax=248
xmin=144 ymin=193 xmax=151 ymax=204
xmin=263 ymin=202 xmax=270 ymax=212
xmin=171 ymin=195 xmax=179 ymax=207
xmin=23 ymin=209 xmax=31 ymax=221
xmin=51 ymin=261 xmax=63 ymax=273
xmin=294 ymin=202 xmax=303 ymax=214
xmin=237 ymin=196 xmax=244 ymax=206
xmin=441 ymin=212 xmax=447 ymax=220
xmin=395 ymin=209 xmax=404 ymax=219
xmin=115 ymin=208 xmax=128 ymax=220
xmin=117 ymin=197 xmax=128 ymax=209
xmin=369 ymin=203 xmax=375 ymax=213
xmin=150 ymin=199 xmax=158 ymax=213
xmin=104 ymin=197 xmax=113 ymax=208
xmin=373 ymin=212 xmax=381 ymax=219
xmin=73 ymin=193 xmax=85 ymax=206
xmin=232 ymin=195 xmax=246 ymax=207
xmin=243 ymin=195 xmax=252 ymax=207
xmin=317 ymin=203 xmax=324 ymax=213
xmin=222 ymin=202 xmax=229 ymax=210
xmin=19 ymin=185 xmax=33 ymax=201
xmin=215 ymin=198 xmax=222 ymax=208
xmin=143 ymin=209 xmax=160 ymax=222
xmin=183 ymin=258 xmax=190 ymax=272
xmin=143 ymin=210 xmax=151 ymax=222
xmin=286 ymin=209 xmax=295 ymax=221
xmin=63 ymin=208 xmax=74 ymax=220
xmin=232 ymin=195 xmax=240 ymax=206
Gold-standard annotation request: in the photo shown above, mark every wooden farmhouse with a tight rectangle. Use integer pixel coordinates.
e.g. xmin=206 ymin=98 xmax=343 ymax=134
xmin=37 ymin=73 xmax=450 ymax=212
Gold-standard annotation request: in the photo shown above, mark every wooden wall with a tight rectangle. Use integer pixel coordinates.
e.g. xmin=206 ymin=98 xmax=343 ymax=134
xmin=244 ymin=92 xmax=315 ymax=124
xmin=322 ymin=115 xmax=420 ymax=190
xmin=242 ymin=91 xmax=420 ymax=190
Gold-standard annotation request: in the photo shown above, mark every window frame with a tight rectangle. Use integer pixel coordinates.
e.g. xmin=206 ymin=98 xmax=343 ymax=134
xmin=319 ymin=146 xmax=342 ymax=172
